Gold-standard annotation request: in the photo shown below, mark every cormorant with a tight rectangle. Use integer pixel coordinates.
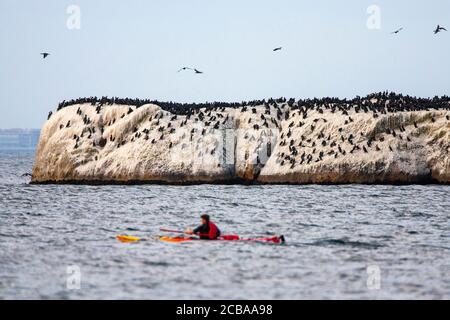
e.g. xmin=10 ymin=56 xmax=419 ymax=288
xmin=434 ymin=25 xmax=447 ymax=34
xmin=178 ymin=67 xmax=192 ymax=72
xmin=391 ymin=27 xmax=404 ymax=34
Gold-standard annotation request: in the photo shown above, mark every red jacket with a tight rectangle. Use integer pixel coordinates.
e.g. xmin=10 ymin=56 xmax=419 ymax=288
xmin=194 ymin=221 xmax=221 ymax=240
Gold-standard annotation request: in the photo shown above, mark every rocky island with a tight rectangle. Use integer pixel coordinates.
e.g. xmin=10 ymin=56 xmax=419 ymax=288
xmin=32 ymin=93 xmax=450 ymax=184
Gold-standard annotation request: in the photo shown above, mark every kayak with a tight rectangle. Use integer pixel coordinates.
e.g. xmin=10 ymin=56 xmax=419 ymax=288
xmin=160 ymin=235 xmax=285 ymax=244
xmin=117 ymin=234 xmax=285 ymax=245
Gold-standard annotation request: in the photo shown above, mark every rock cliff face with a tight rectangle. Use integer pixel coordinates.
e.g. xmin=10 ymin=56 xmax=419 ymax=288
xmin=32 ymin=98 xmax=450 ymax=184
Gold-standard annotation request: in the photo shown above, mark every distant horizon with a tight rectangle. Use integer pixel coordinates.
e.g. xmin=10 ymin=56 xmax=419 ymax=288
xmin=0 ymin=127 xmax=40 ymax=131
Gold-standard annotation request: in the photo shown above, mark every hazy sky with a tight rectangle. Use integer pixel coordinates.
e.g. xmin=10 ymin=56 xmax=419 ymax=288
xmin=0 ymin=0 xmax=449 ymax=128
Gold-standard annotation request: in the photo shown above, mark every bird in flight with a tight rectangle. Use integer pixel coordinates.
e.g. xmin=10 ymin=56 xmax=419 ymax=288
xmin=177 ymin=67 xmax=203 ymax=74
xmin=391 ymin=27 xmax=403 ymax=34
xmin=40 ymin=52 xmax=50 ymax=59
xmin=273 ymin=47 xmax=282 ymax=52
xmin=434 ymin=25 xmax=447 ymax=34
xmin=177 ymin=67 xmax=192 ymax=72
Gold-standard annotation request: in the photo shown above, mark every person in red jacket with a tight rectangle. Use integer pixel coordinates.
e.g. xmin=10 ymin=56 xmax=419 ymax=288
xmin=185 ymin=214 xmax=221 ymax=240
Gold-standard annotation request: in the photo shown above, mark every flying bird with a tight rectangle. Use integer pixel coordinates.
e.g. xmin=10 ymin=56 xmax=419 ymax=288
xmin=273 ymin=47 xmax=282 ymax=52
xmin=391 ymin=27 xmax=403 ymax=34
xmin=177 ymin=67 xmax=203 ymax=74
xmin=177 ymin=67 xmax=192 ymax=72
xmin=434 ymin=25 xmax=447 ymax=34
xmin=40 ymin=52 xmax=50 ymax=59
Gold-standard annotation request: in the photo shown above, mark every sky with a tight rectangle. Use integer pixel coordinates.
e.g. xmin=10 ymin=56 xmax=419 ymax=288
xmin=0 ymin=0 xmax=449 ymax=128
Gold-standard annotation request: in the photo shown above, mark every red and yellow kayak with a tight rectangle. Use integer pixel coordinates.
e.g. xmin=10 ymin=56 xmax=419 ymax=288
xmin=117 ymin=234 xmax=285 ymax=245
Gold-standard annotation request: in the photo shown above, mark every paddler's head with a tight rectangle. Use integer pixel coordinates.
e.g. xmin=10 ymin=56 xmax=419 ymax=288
xmin=201 ymin=214 xmax=210 ymax=225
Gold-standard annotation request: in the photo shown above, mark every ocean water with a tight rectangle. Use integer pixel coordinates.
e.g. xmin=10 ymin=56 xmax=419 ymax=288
xmin=0 ymin=150 xmax=449 ymax=300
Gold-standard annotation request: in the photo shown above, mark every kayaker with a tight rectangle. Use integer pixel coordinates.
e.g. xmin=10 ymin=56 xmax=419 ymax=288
xmin=185 ymin=214 xmax=221 ymax=240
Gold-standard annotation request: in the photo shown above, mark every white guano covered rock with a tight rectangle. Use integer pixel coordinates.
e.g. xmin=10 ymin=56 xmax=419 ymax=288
xmin=32 ymin=101 xmax=450 ymax=184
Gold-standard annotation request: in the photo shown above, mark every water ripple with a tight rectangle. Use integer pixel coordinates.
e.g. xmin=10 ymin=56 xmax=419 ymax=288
xmin=0 ymin=151 xmax=449 ymax=299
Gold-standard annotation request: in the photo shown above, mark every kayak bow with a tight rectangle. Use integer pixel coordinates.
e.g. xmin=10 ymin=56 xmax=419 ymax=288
xmin=116 ymin=235 xmax=144 ymax=243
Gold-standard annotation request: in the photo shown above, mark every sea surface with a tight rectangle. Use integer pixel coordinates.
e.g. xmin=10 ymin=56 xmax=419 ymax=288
xmin=0 ymin=150 xmax=449 ymax=299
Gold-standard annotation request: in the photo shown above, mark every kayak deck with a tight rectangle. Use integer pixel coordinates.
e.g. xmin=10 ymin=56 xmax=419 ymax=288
xmin=159 ymin=236 xmax=194 ymax=243
xmin=117 ymin=235 xmax=285 ymax=244
xmin=157 ymin=235 xmax=285 ymax=244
